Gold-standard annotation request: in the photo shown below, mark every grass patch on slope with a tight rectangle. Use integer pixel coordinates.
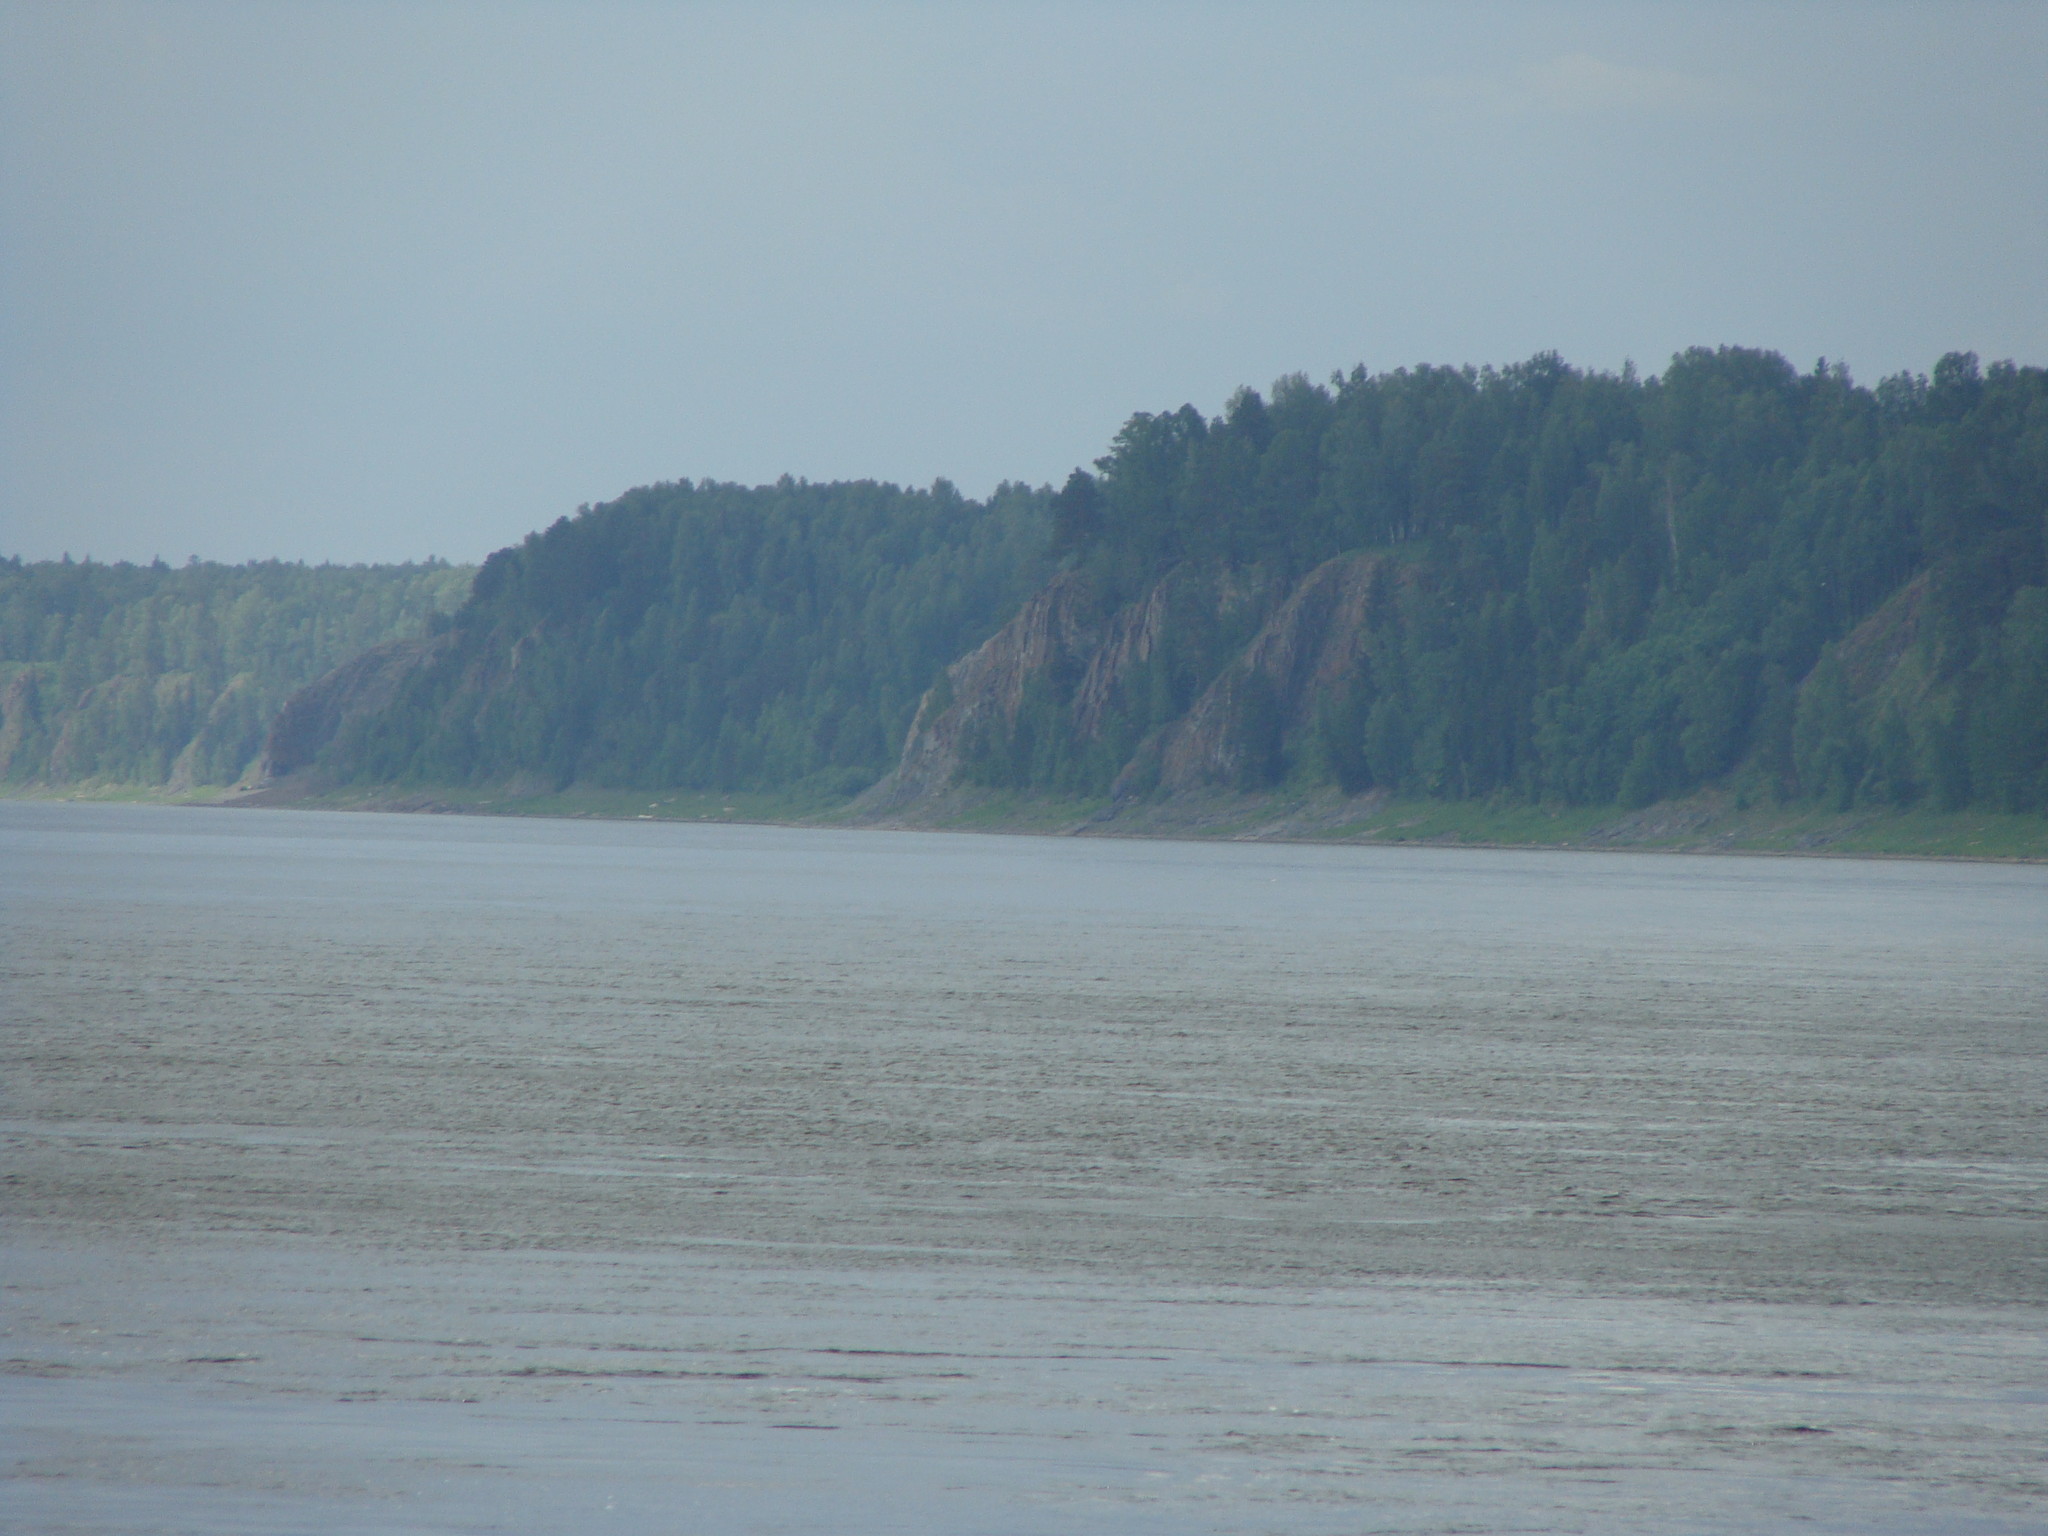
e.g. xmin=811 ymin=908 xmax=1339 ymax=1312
xmin=1329 ymin=799 xmax=1620 ymax=846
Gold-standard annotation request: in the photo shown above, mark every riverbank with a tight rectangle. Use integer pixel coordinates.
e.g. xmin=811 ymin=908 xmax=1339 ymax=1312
xmin=13 ymin=776 xmax=2048 ymax=860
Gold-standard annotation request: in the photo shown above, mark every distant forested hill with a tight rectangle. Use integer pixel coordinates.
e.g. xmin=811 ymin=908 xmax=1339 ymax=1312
xmin=223 ymin=346 xmax=2048 ymax=821
xmin=280 ymin=478 xmax=1052 ymax=795
xmin=0 ymin=559 xmax=472 ymax=789
xmin=880 ymin=348 xmax=2046 ymax=816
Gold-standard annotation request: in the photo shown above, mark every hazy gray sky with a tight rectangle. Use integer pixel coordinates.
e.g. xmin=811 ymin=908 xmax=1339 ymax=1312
xmin=4 ymin=1 xmax=2044 ymax=564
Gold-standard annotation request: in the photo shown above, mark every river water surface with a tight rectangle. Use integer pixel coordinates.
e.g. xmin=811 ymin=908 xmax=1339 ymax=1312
xmin=3 ymin=802 xmax=2044 ymax=1533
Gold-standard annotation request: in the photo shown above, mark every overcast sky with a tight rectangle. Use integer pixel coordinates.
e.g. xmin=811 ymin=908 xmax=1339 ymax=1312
xmin=4 ymin=1 xmax=2044 ymax=565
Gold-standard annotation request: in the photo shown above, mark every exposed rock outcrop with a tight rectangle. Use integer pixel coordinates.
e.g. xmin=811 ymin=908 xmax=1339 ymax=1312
xmin=861 ymin=551 xmax=1388 ymax=816
xmin=258 ymin=635 xmax=448 ymax=782
xmin=859 ymin=571 xmax=1109 ymax=810
xmin=1143 ymin=552 xmax=1382 ymax=793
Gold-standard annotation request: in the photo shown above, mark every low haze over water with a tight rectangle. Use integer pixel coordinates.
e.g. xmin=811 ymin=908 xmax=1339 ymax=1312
xmin=4 ymin=804 xmax=2045 ymax=1532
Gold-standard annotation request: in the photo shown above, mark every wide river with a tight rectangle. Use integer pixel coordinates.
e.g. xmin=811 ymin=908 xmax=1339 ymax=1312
xmin=3 ymin=802 xmax=2044 ymax=1534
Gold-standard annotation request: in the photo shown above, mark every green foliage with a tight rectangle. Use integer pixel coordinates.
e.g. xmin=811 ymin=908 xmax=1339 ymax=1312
xmin=0 ymin=558 xmax=471 ymax=786
xmin=322 ymin=478 xmax=1051 ymax=794
xmin=998 ymin=348 xmax=2047 ymax=812
xmin=24 ymin=346 xmax=2036 ymax=821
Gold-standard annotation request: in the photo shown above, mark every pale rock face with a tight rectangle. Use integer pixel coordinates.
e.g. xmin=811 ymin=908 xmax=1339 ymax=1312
xmin=864 ymin=551 xmax=1387 ymax=810
xmin=1148 ymin=551 xmax=1383 ymax=794
xmin=860 ymin=569 xmax=1106 ymax=809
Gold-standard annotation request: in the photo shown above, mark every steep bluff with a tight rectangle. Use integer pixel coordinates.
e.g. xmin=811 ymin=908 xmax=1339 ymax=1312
xmin=863 ymin=536 xmax=2035 ymax=822
xmin=859 ymin=552 xmax=1386 ymax=813
xmin=863 ymin=570 xmax=1103 ymax=809
xmin=1142 ymin=552 xmax=1382 ymax=794
xmin=235 ymin=350 xmax=2047 ymax=817
xmin=259 ymin=635 xmax=448 ymax=781
xmin=889 ymin=350 xmax=2048 ymax=816
xmin=246 ymin=478 xmax=1051 ymax=794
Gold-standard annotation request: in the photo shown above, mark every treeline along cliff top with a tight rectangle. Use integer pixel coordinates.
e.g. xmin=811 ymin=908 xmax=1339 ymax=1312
xmin=889 ymin=346 xmax=2048 ymax=816
xmin=7 ymin=346 xmax=2045 ymax=823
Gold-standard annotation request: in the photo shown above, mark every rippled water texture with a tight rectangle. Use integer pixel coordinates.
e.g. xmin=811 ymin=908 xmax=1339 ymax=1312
xmin=4 ymin=802 xmax=2045 ymax=1533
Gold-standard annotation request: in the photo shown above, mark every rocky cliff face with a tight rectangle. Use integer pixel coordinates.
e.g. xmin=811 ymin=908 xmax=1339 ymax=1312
xmin=861 ymin=552 xmax=1386 ymax=812
xmin=860 ymin=570 xmax=1106 ymax=809
xmin=258 ymin=635 xmax=447 ymax=781
xmin=1140 ymin=552 xmax=1382 ymax=795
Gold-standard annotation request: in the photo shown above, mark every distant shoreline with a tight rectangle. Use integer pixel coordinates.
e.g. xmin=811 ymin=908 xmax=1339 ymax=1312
xmin=11 ymin=781 xmax=2047 ymax=864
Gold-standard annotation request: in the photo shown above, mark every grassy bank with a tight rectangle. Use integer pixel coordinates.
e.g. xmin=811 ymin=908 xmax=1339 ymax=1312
xmin=1331 ymin=794 xmax=2048 ymax=860
xmin=857 ymin=783 xmax=2048 ymax=860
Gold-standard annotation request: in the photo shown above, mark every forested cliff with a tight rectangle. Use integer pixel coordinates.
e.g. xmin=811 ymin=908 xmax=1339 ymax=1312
xmin=0 ymin=559 xmax=470 ymax=789
xmin=246 ymin=346 xmax=2046 ymax=821
xmin=271 ymin=478 xmax=1052 ymax=795
xmin=874 ymin=348 xmax=2046 ymax=816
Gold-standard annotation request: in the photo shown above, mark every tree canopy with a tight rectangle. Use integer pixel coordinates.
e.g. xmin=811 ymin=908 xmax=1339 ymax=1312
xmin=0 ymin=558 xmax=471 ymax=787
xmin=979 ymin=349 xmax=2046 ymax=812
xmin=12 ymin=348 xmax=2040 ymax=818
xmin=317 ymin=478 xmax=1052 ymax=794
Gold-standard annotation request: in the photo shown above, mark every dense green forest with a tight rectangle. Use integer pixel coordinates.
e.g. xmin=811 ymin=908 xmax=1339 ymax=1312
xmin=305 ymin=478 xmax=1051 ymax=794
xmin=20 ymin=347 xmax=2043 ymax=821
xmin=956 ymin=348 xmax=2046 ymax=814
xmin=0 ymin=559 xmax=471 ymax=787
